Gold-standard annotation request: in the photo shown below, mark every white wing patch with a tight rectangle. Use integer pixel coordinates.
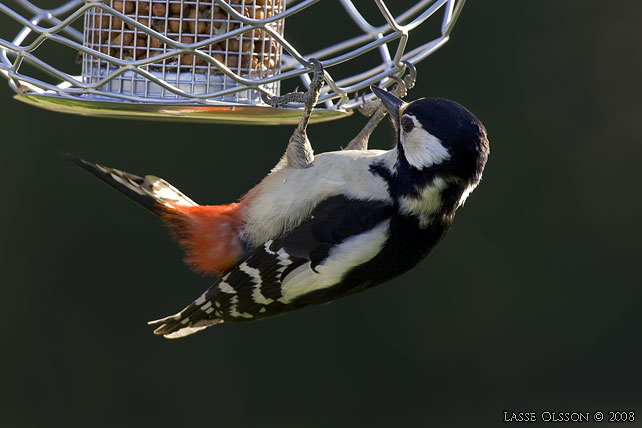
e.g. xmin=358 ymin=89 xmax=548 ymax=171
xmin=228 ymin=295 xmax=253 ymax=319
xmin=278 ymin=220 xmax=390 ymax=303
xmin=264 ymin=240 xmax=276 ymax=255
xmin=194 ymin=293 xmax=207 ymax=306
xmin=239 ymin=262 xmax=274 ymax=305
xmin=218 ymin=280 xmax=236 ymax=294
xmin=276 ymin=248 xmax=292 ymax=274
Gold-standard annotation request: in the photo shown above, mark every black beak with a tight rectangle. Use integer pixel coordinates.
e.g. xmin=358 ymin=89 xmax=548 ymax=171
xmin=371 ymin=85 xmax=404 ymax=125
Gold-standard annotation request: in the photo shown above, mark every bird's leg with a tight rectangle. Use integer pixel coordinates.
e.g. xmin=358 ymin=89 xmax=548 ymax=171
xmin=262 ymin=58 xmax=324 ymax=169
xmin=344 ymin=62 xmax=417 ymax=151
xmin=344 ymin=104 xmax=388 ymax=151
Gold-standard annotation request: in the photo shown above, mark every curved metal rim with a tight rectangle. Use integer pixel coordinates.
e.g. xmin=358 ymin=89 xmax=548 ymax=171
xmin=1 ymin=0 xmax=467 ymax=111
xmin=13 ymin=92 xmax=353 ymax=125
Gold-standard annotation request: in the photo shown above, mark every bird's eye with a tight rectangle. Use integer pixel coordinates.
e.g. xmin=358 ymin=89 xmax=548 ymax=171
xmin=401 ymin=116 xmax=415 ymax=133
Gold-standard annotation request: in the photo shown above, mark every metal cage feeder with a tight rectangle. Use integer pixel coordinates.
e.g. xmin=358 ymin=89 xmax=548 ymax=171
xmin=0 ymin=0 xmax=467 ymax=125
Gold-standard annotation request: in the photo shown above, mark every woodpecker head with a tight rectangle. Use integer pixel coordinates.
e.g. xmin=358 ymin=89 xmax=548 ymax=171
xmin=372 ymin=86 xmax=489 ymax=188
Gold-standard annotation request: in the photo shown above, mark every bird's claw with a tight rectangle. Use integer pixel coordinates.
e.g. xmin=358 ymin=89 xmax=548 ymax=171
xmin=389 ymin=75 xmax=407 ymax=98
xmin=358 ymin=92 xmax=380 ymax=116
xmin=345 ymin=62 xmax=418 ymax=151
xmin=402 ymin=61 xmax=417 ymax=91
xmin=356 ymin=61 xmax=417 ymax=117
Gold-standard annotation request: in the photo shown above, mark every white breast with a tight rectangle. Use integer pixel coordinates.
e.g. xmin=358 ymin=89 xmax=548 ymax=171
xmin=240 ymin=149 xmax=395 ymax=247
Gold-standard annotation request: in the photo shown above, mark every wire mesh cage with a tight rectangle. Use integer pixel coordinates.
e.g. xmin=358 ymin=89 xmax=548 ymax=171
xmin=0 ymin=0 xmax=467 ymax=124
xmin=83 ymin=0 xmax=284 ymax=103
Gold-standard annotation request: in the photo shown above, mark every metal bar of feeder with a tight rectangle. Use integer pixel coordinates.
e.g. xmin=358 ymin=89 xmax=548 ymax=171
xmin=0 ymin=0 xmax=468 ymax=123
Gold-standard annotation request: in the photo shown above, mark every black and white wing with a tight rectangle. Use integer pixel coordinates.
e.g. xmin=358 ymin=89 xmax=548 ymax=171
xmin=149 ymin=195 xmax=393 ymax=338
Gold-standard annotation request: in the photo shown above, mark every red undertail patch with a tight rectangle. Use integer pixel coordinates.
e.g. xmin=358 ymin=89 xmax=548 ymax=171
xmin=160 ymin=203 xmax=244 ymax=275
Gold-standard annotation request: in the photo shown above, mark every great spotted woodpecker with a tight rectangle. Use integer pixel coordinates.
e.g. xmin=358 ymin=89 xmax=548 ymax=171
xmin=68 ymin=60 xmax=489 ymax=338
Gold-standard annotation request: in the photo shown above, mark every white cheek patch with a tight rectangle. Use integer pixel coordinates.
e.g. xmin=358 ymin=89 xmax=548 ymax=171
xmin=401 ymin=116 xmax=450 ymax=169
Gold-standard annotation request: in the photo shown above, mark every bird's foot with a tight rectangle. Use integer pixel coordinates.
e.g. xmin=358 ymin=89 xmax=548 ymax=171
xmin=344 ymin=62 xmax=416 ymax=151
xmin=390 ymin=60 xmax=417 ymax=99
xmin=357 ymin=92 xmax=380 ymax=117
xmin=274 ymin=59 xmax=324 ymax=169
xmin=357 ymin=61 xmax=416 ymax=117
xmin=262 ymin=58 xmax=324 ymax=110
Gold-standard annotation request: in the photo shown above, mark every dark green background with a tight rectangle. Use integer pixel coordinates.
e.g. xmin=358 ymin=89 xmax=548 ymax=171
xmin=1 ymin=1 xmax=641 ymax=427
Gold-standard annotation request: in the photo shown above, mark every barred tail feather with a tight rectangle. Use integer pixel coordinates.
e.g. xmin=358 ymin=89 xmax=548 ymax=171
xmin=66 ymin=154 xmax=246 ymax=275
xmin=64 ymin=153 xmax=197 ymax=215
